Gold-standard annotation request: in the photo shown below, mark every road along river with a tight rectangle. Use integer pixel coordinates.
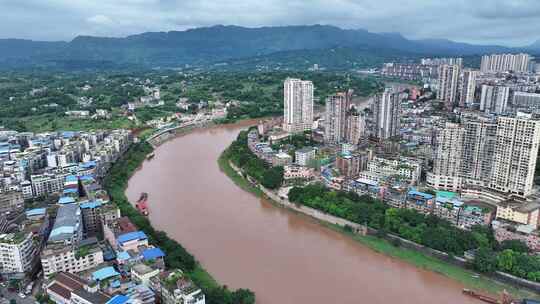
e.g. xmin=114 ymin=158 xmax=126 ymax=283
xmin=126 ymin=121 xmax=481 ymax=304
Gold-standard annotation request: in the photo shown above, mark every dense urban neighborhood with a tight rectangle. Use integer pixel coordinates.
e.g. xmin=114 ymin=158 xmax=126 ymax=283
xmin=1 ymin=51 xmax=540 ymax=304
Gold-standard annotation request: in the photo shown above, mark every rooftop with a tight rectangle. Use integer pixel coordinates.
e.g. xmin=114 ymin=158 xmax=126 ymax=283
xmin=26 ymin=207 xmax=47 ymax=217
xmin=80 ymin=200 xmax=103 ymax=209
xmin=47 ymin=283 xmax=71 ymax=300
xmin=132 ymin=263 xmax=156 ymax=276
xmin=58 ymin=196 xmax=76 ymax=205
xmin=106 ymin=295 xmax=129 ymax=304
xmin=48 ymin=204 xmax=81 ymax=243
xmin=117 ymin=231 xmax=147 ymax=245
xmin=92 ymin=266 xmax=120 ymax=281
xmin=141 ymin=247 xmax=165 ymax=261
xmin=71 ymin=288 xmax=111 ymax=304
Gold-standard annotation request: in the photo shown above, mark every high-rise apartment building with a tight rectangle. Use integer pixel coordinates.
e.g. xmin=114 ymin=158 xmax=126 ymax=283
xmin=421 ymin=57 xmax=463 ymax=67
xmin=283 ymin=78 xmax=314 ymax=133
xmin=437 ymin=64 xmax=460 ymax=109
xmin=490 ymin=114 xmax=540 ymax=196
xmin=429 ymin=122 xmax=464 ymax=190
xmin=428 ymin=114 xmax=540 ymax=197
xmin=324 ymin=92 xmax=351 ymax=144
xmin=513 ymin=92 xmax=540 ymax=111
xmin=345 ymin=108 xmax=365 ymax=145
xmin=480 ymin=53 xmax=531 ymax=73
xmin=372 ymin=88 xmax=401 ymax=140
xmin=461 ymin=119 xmax=498 ymax=185
xmin=458 ymin=69 xmax=478 ymax=107
xmin=480 ymin=85 xmax=510 ymax=114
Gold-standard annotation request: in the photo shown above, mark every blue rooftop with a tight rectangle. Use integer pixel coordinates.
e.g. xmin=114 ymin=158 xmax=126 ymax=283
xmin=62 ymin=131 xmax=76 ymax=138
xmin=63 ymin=188 xmax=78 ymax=195
xmin=142 ymin=247 xmax=165 ymax=261
xmin=117 ymin=231 xmax=147 ymax=245
xmin=106 ymin=295 xmax=129 ymax=304
xmin=65 ymin=175 xmax=78 ymax=183
xmin=80 ymin=200 xmax=103 ymax=209
xmin=116 ymin=251 xmax=131 ymax=261
xmin=26 ymin=208 xmax=47 ymax=217
xmin=58 ymin=196 xmax=76 ymax=204
xmin=408 ymin=190 xmax=434 ymax=200
xmin=79 ymin=161 xmax=97 ymax=169
xmin=79 ymin=175 xmax=95 ymax=182
xmin=92 ymin=266 xmax=120 ymax=281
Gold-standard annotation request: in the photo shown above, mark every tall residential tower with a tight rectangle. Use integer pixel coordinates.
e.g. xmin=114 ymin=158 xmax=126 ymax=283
xmin=283 ymin=78 xmax=314 ymax=133
xmin=372 ymin=88 xmax=401 ymax=141
xmin=437 ymin=64 xmax=460 ymax=110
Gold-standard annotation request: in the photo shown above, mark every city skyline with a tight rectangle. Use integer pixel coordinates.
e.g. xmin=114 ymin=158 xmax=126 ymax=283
xmin=1 ymin=0 xmax=540 ymax=46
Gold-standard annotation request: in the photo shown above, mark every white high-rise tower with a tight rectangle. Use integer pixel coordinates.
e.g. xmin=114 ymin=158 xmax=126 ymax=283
xmin=283 ymin=78 xmax=314 ymax=133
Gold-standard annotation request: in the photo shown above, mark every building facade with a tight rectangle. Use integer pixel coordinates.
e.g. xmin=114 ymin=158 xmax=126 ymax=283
xmin=437 ymin=64 xmax=460 ymax=109
xmin=458 ymin=69 xmax=478 ymax=107
xmin=480 ymin=53 xmax=531 ymax=73
xmin=428 ymin=114 xmax=540 ymax=197
xmin=480 ymin=85 xmax=510 ymax=114
xmin=324 ymin=92 xmax=352 ymax=144
xmin=0 ymin=232 xmax=37 ymax=276
xmin=513 ymin=91 xmax=540 ymax=111
xmin=372 ymin=88 xmax=401 ymax=140
xmin=283 ymin=78 xmax=314 ymax=133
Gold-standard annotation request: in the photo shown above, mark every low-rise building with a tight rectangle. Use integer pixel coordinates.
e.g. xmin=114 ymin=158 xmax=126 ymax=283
xmin=46 ymin=272 xmax=111 ymax=304
xmin=41 ymin=239 xmax=104 ymax=277
xmin=48 ymin=204 xmax=83 ymax=246
xmin=496 ymin=201 xmax=540 ymax=227
xmin=117 ymin=231 xmax=149 ymax=252
xmin=0 ymin=190 xmax=24 ymax=215
xmin=295 ymin=147 xmax=316 ymax=166
xmin=272 ymin=152 xmax=292 ymax=167
xmin=131 ymin=263 xmax=160 ymax=287
xmin=150 ymin=270 xmax=205 ymax=304
xmin=367 ymin=157 xmax=421 ymax=185
xmin=0 ymin=231 xmax=38 ymax=278
xmin=31 ymin=173 xmax=65 ymax=197
xmin=283 ymin=166 xmax=314 ymax=180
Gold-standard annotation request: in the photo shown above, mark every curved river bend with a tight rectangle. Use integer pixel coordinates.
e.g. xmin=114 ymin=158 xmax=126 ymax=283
xmin=126 ymin=122 xmax=479 ymax=304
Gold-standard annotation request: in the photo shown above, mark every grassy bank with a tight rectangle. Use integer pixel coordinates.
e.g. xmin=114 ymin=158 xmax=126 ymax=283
xmin=218 ymin=147 xmax=540 ymax=300
xmin=330 ymin=225 xmax=540 ymax=300
xmin=218 ymin=149 xmax=263 ymax=197
xmin=105 ymin=141 xmax=255 ymax=304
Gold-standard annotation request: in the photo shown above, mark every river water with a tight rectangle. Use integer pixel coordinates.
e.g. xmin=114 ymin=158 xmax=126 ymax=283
xmin=126 ymin=121 xmax=480 ymax=304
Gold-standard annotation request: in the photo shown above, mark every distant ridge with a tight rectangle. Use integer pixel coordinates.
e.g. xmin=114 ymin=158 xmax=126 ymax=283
xmin=0 ymin=24 xmax=536 ymax=70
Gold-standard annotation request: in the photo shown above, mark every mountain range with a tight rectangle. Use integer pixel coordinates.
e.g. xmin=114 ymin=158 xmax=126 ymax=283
xmin=0 ymin=25 xmax=539 ymax=70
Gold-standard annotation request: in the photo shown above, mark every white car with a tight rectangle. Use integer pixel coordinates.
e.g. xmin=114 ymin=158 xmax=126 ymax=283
xmin=18 ymin=293 xmax=26 ymax=298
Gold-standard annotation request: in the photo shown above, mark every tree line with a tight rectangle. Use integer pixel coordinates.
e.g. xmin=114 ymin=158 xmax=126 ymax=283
xmin=104 ymin=142 xmax=255 ymax=304
xmin=225 ymin=130 xmax=284 ymax=189
xmin=287 ymin=183 xmax=540 ymax=282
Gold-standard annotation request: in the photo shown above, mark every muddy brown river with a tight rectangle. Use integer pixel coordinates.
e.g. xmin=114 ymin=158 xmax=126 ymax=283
xmin=126 ymin=121 xmax=480 ymax=304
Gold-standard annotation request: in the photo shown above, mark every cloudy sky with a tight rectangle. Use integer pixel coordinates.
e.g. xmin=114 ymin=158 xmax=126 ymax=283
xmin=1 ymin=0 xmax=539 ymax=46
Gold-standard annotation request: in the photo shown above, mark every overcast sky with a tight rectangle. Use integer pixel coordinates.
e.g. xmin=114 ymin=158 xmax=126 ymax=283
xmin=1 ymin=0 xmax=539 ymax=46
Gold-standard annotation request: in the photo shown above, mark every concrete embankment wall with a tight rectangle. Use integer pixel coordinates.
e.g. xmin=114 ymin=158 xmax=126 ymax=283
xmin=228 ymin=161 xmax=540 ymax=293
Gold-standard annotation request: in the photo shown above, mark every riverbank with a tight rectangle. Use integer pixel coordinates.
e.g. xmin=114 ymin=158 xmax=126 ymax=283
xmin=218 ymin=145 xmax=540 ymax=300
xmin=105 ymin=140 xmax=255 ymax=304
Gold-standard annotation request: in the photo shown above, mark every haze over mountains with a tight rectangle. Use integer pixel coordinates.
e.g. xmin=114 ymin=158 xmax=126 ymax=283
xmin=1 ymin=25 xmax=539 ymax=70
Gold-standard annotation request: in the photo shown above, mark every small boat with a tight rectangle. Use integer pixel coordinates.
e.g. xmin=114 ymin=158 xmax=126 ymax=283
xmin=146 ymin=153 xmax=155 ymax=160
xmin=136 ymin=192 xmax=149 ymax=216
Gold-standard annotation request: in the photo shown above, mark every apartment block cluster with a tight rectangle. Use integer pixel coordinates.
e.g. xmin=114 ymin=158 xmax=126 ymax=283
xmin=250 ymin=73 xmax=540 ymax=253
xmin=0 ymin=128 xmax=206 ymax=303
